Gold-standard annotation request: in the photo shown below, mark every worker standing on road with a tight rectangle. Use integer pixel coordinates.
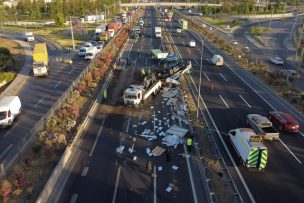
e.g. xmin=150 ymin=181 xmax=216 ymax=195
xmin=186 ymin=137 xmax=193 ymax=152
xmin=103 ymin=89 xmax=107 ymax=101
xmin=165 ymin=148 xmax=172 ymax=163
xmin=146 ymin=160 xmax=152 ymax=175
xmin=141 ymin=68 xmax=146 ymax=78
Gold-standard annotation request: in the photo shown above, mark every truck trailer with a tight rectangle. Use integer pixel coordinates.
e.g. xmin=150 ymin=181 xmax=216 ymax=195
xmin=155 ymin=27 xmax=162 ymax=38
xmin=32 ymin=43 xmax=48 ymax=77
xmin=0 ymin=96 xmax=21 ymax=128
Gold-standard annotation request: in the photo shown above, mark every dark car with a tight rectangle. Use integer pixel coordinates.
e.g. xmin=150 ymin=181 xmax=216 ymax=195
xmin=268 ymin=111 xmax=300 ymax=133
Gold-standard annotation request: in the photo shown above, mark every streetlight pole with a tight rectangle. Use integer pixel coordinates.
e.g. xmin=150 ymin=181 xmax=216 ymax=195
xmin=70 ymin=16 xmax=75 ymax=50
xmin=190 ymin=30 xmax=204 ymax=118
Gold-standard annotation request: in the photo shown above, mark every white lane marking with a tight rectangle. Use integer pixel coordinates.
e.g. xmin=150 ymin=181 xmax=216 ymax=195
xmin=239 ymin=95 xmax=252 ymax=108
xmin=89 ymin=118 xmax=106 ymax=157
xmin=224 ymin=63 xmax=304 ymax=163
xmin=126 ymin=116 xmax=131 ymax=133
xmin=34 ymin=96 xmax=46 ymax=108
xmin=153 ymin=165 xmax=157 ymax=203
xmin=278 ymin=139 xmax=302 ymax=164
xmin=203 ymin=72 xmax=210 ymax=82
xmin=0 ymin=144 xmax=13 ymax=160
xmin=193 ymin=58 xmax=198 ymax=64
xmin=183 ymin=144 xmax=199 ymax=203
xmin=68 ymin=69 xmax=74 ymax=75
xmin=81 ymin=167 xmax=89 ymax=176
xmin=137 ymin=48 xmax=139 ymax=52
xmin=220 ymin=73 xmax=227 ymax=82
xmin=145 ymin=58 xmax=148 ymax=66
xmin=3 ymin=120 xmax=21 ymax=138
xmin=187 ymin=48 xmax=191 ymax=54
xmin=53 ymin=81 xmax=61 ymax=88
xmin=188 ymin=75 xmax=255 ymax=203
xmin=112 ymin=166 xmax=121 ymax=203
xmin=69 ymin=194 xmax=78 ymax=203
xmin=219 ymin=95 xmax=229 ymax=108
xmin=300 ymin=132 xmax=304 ymax=137
xmin=122 ymin=38 xmax=135 ymax=70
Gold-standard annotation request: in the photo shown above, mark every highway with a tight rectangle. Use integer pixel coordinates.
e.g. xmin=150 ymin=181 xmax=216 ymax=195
xmin=58 ymin=7 xmax=206 ymax=203
xmin=0 ymin=31 xmax=90 ymax=165
xmin=166 ymin=14 xmax=304 ymax=203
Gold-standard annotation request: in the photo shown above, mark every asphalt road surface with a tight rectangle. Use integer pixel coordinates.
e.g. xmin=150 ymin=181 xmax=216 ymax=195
xmin=0 ymin=31 xmax=90 ymax=165
xmin=59 ymin=8 xmax=206 ymax=203
xmin=166 ymin=14 xmax=304 ymax=203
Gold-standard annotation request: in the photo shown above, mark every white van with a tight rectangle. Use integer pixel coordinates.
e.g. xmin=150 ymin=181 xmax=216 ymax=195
xmin=210 ymin=55 xmax=224 ymax=66
xmin=0 ymin=96 xmax=21 ymax=128
xmin=228 ymin=128 xmax=268 ymax=170
xmin=23 ymin=31 xmax=35 ymax=42
xmin=85 ymin=47 xmax=97 ymax=60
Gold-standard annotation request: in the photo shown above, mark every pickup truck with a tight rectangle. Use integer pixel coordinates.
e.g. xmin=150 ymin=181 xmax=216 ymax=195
xmin=246 ymin=114 xmax=280 ymax=141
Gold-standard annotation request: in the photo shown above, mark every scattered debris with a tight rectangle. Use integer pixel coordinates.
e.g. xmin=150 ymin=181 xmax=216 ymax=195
xmin=172 ymin=165 xmax=179 ymax=170
xmin=128 ymin=144 xmax=135 ymax=154
xmin=116 ymin=145 xmax=125 ymax=154
xmin=165 ymin=186 xmax=172 ymax=192
xmin=146 ymin=148 xmax=153 ymax=156
xmin=139 ymin=121 xmax=147 ymax=126
xmin=133 ymin=156 xmax=137 ymax=161
xmin=158 ymin=166 xmax=163 ymax=171
xmin=152 ymin=146 xmax=165 ymax=156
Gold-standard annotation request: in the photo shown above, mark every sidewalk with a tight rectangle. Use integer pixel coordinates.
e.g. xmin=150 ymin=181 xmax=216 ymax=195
xmin=0 ymin=34 xmax=32 ymax=99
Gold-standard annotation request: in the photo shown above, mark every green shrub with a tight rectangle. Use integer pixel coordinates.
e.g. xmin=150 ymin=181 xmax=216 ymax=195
xmin=0 ymin=72 xmax=16 ymax=83
xmin=32 ymin=143 xmax=42 ymax=154
xmin=0 ymin=47 xmax=11 ymax=56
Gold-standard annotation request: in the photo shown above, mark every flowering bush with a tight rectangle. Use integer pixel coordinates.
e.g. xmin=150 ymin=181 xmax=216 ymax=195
xmin=0 ymin=188 xmax=11 ymax=198
xmin=14 ymin=172 xmax=28 ymax=188
xmin=77 ymin=83 xmax=86 ymax=93
xmin=23 ymin=156 xmax=33 ymax=167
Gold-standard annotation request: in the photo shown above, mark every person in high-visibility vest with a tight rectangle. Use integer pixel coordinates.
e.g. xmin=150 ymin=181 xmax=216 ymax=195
xmin=141 ymin=68 xmax=145 ymax=77
xmin=187 ymin=137 xmax=193 ymax=152
xmin=148 ymin=68 xmax=151 ymax=75
xmin=103 ymin=89 xmax=107 ymax=101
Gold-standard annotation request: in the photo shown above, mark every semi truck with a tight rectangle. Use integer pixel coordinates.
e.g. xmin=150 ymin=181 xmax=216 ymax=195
xmin=123 ymin=77 xmax=162 ymax=107
xmin=0 ymin=96 xmax=21 ymax=128
xmin=32 ymin=43 xmax=48 ymax=77
xmin=228 ymin=128 xmax=268 ymax=170
xmin=166 ymin=12 xmax=173 ymax=22
xmin=246 ymin=114 xmax=280 ymax=141
xmin=155 ymin=27 xmax=162 ymax=38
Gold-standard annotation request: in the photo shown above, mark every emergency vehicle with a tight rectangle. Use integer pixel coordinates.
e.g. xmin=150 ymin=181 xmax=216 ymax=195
xmin=228 ymin=128 xmax=268 ymax=170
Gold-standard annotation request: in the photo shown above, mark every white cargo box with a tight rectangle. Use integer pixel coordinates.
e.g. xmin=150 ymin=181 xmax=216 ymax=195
xmin=0 ymin=96 xmax=21 ymax=127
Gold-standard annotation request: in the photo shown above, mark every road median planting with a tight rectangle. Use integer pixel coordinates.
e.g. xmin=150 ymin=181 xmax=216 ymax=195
xmin=0 ymin=11 xmax=143 ymax=202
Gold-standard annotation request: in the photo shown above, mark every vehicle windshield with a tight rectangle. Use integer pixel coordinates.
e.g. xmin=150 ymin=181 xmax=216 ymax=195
xmin=86 ymin=53 xmax=93 ymax=57
xmin=0 ymin=111 xmax=7 ymax=120
xmin=125 ymin=94 xmax=138 ymax=99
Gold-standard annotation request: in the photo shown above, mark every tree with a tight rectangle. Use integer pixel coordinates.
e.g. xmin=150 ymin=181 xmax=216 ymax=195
xmin=55 ymin=12 xmax=65 ymax=27
xmin=222 ymin=0 xmax=232 ymax=14
xmin=33 ymin=0 xmax=41 ymax=19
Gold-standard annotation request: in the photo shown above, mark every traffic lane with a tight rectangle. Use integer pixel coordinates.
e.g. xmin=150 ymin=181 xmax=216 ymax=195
xmin=73 ymin=109 xmax=124 ymax=203
xmin=171 ymin=22 xmax=304 ymax=201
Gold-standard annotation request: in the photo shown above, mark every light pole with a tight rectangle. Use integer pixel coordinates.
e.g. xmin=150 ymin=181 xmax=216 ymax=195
xmin=69 ymin=16 xmax=75 ymax=50
xmin=189 ymin=29 xmax=204 ymax=118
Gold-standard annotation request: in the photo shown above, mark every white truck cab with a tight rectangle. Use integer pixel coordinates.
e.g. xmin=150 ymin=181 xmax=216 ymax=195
xmin=0 ymin=96 xmax=21 ymax=128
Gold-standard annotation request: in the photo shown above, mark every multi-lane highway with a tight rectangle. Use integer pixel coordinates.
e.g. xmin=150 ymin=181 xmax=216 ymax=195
xmin=58 ymin=7 xmax=207 ymax=203
xmin=165 ymin=14 xmax=304 ymax=203
xmin=0 ymin=31 xmax=90 ymax=166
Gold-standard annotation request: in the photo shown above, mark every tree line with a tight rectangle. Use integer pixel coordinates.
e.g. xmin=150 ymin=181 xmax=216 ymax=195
xmin=0 ymin=0 xmax=121 ymax=23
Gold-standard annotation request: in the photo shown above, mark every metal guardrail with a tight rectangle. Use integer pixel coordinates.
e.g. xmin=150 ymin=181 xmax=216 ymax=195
xmin=0 ymin=22 xmax=128 ymax=178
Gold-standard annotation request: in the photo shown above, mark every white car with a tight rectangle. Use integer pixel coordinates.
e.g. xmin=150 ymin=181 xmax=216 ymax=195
xmin=232 ymin=40 xmax=238 ymax=45
xmin=189 ymin=40 xmax=196 ymax=47
xmin=85 ymin=47 xmax=97 ymax=60
xmin=83 ymin=43 xmax=93 ymax=48
xmin=96 ymin=44 xmax=103 ymax=53
xmin=279 ymin=69 xmax=298 ymax=80
xmin=202 ymin=24 xmax=207 ymax=28
xmin=244 ymin=46 xmax=251 ymax=52
xmin=176 ymin=28 xmax=182 ymax=33
xmin=78 ymin=47 xmax=87 ymax=57
xmin=209 ymin=27 xmax=213 ymax=31
xmin=270 ymin=56 xmax=283 ymax=65
xmin=164 ymin=18 xmax=168 ymax=22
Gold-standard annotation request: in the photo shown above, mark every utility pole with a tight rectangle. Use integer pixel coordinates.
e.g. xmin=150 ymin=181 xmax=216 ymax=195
xmin=268 ymin=6 xmax=274 ymax=29
xmin=70 ymin=16 xmax=75 ymax=50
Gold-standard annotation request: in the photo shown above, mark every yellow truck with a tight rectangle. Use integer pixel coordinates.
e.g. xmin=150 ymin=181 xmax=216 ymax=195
xmin=32 ymin=43 xmax=48 ymax=77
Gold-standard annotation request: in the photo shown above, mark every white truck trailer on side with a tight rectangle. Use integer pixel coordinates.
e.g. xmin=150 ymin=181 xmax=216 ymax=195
xmin=155 ymin=27 xmax=162 ymax=38
xmin=124 ymin=80 xmax=162 ymax=107
xmin=151 ymin=49 xmax=168 ymax=60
